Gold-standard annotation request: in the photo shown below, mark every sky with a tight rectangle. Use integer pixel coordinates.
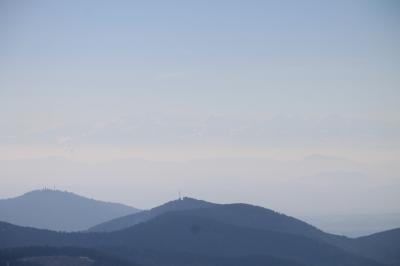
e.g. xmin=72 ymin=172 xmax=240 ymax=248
xmin=0 ymin=0 xmax=399 ymax=216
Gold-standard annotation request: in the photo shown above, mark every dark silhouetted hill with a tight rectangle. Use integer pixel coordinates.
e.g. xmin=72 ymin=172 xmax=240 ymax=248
xmin=90 ymin=198 xmax=344 ymax=243
xmin=0 ymin=216 xmax=387 ymax=266
xmin=346 ymin=228 xmax=400 ymax=266
xmin=176 ymin=203 xmax=328 ymax=238
xmin=1 ymin=196 xmax=399 ymax=266
xmin=111 ymin=212 xmax=384 ymax=266
xmin=89 ymin=197 xmax=216 ymax=232
xmin=0 ymin=189 xmax=138 ymax=231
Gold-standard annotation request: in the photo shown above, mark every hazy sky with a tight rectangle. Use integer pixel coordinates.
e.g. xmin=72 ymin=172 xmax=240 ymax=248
xmin=1 ymin=1 xmax=399 ymax=213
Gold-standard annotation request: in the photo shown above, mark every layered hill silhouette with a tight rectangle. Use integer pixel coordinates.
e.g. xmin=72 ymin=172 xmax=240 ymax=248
xmin=89 ymin=197 xmax=217 ymax=232
xmin=0 ymin=216 xmax=386 ymax=266
xmin=89 ymin=200 xmax=399 ymax=265
xmin=90 ymin=197 xmax=340 ymax=242
xmin=112 ymin=212 xmax=385 ymax=266
xmin=347 ymin=228 xmax=400 ymax=266
xmin=0 ymin=189 xmax=139 ymax=231
xmin=0 ymin=193 xmax=399 ymax=266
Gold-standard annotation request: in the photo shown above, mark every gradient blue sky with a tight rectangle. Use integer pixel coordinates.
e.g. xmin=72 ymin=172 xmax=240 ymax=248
xmin=1 ymin=1 xmax=400 ymax=159
xmin=0 ymin=1 xmax=400 ymax=214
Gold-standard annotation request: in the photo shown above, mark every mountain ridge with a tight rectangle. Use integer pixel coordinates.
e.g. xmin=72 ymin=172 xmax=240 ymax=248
xmin=1 ymin=192 xmax=399 ymax=266
xmin=89 ymin=196 xmax=217 ymax=232
xmin=0 ymin=189 xmax=139 ymax=232
xmin=0 ymin=215 xmax=387 ymax=266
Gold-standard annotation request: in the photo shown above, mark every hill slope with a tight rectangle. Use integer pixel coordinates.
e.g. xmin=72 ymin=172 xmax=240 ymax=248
xmin=177 ymin=203 xmax=329 ymax=238
xmin=0 ymin=216 xmax=386 ymax=266
xmin=113 ymin=212 xmax=383 ymax=266
xmin=347 ymin=228 xmax=400 ymax=266
xmin=1 ymin=197 xmax=398 ymax=266
xmin=0 ymin=246 xmax=136 ymax=266
xmin=90 ymin=197 xmax=340 ymax=241
xmin=0 ymin=189 xmax=138 ymax=231
xmin=89 ymin=197 xmax=216 ymax=232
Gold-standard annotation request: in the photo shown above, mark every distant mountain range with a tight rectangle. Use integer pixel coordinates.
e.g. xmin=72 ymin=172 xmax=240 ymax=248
xmin=0 ymin=190 xmax=399 ymax=266
xmin=0 ymin=189 xmax=139 ymax=231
